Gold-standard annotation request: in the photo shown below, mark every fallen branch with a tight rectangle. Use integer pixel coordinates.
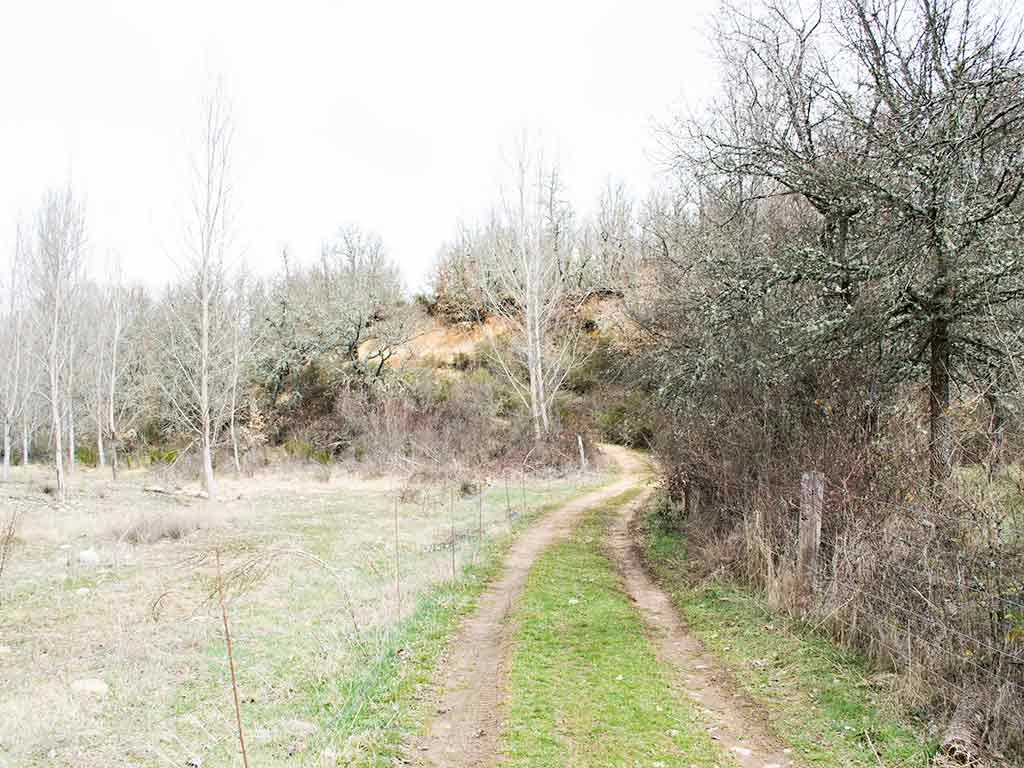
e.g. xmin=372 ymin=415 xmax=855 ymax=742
xmin=938 ymin=691 xmax=987 ymax=766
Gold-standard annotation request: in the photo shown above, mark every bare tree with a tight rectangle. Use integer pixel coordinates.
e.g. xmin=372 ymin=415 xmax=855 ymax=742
xmin=156 ymin=84 xmax=236 ymax=498
xmin=575 ymin=182 xmax=639 ymax=292
xmin=481 ymin=143 xmax=587 ymax=441
xmin=0 ymin=226 xmax=28 ymax=480
xmin=226 ymin=272 xmax=259 ymax=475
xmin=79 ymin=261 xmax=139 ymax=479
xmin=105 ymin=277 xmax=146 ymax=481
xmin=30 ymin=188 xmax=86 ymax=502
xmin=64 ymin=300 xmax=80 ymax=477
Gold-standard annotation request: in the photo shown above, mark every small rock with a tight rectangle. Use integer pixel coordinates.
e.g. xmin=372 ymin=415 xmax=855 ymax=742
xmin=185 ymin=756 xmax=202 ymax=768
xmin=729 ymin=746 xmax=753 ymax=757
xmin=567 ymin=597 xmax=580 ymax=605
xmin=70 ymin=678 xmax=109 ymax=697
xmin=59 ymin=544 xmax=71 ymax=551
xmin=0 ymin=645 xmax=11 ymax=654
xmin=76 ymin=587 xmax=90 ymax=596
xmin=78 ymin=548 xmax=100 ymax=565
xmin=319 ymin=748 xmax=337 ymax=767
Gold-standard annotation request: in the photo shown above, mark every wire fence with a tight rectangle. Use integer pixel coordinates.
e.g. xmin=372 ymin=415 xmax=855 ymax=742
xmin=704 ymin=466 xmax=1024 ymax=757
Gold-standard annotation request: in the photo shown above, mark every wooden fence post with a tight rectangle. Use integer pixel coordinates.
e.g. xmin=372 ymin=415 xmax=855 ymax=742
xmin=684 ymin=481 xmax=700 ymax=519
xmin=798 ymin=471 xmax=824 ymax=613
xmin=393 ymin=494 xmax=401 ymax=619
xmin=449 ymin=487 xmax=456 ymax=581
xmin=504 ymin=474 xmax=512 ymax=524
xmin=521 ymin=470 xmax=527 ymax=519
xmin=478 ymin=483 xmax=484 ymax=550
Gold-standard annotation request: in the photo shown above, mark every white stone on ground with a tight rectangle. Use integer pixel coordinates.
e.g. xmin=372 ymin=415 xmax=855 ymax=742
xmin=78 ymin=548 xmax=100 ymax=565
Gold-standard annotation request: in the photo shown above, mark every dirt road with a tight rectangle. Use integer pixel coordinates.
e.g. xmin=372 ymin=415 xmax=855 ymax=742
xmin=410 ymin=445 xmax=646 ymax=767
xmin=411 ymin=446 xmax=799 ymax=767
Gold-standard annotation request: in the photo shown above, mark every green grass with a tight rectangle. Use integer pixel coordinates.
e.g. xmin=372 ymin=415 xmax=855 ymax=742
xmin=162 ymin=474 xmax=616 ymax=768
xmin=501 ymin=488 xmax=727 ymax=767
xmin=640 ymin=504 xmax=936 ymax=768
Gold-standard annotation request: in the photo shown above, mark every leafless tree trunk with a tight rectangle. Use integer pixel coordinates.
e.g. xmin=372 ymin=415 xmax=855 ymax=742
xmin=1 ymin=228 xmax=27 ymax=481
xmin=106 ymin=274 xmax=127 ymax=481
xmin=93 ymin=355 xmax=106 ymax=469
xmin=224 ymin=271 xmax=259 ymax=476
xmin=21 ymin=407 xmax=30 ymax=466
xmin=65 ymin=329 xmax=76 ymax=476
xmin=228 ymin=289 xmax=243 ymax=476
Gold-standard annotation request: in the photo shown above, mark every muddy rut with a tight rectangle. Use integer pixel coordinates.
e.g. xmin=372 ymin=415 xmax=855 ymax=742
xmin=608 ymin=493 xmax=802 ymax=768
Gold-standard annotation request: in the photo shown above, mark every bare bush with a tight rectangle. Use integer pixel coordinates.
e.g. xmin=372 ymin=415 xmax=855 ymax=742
xmin=0 ymin=509 xmax=20 ymax=594
xmin=113 ymin=506 xmax=208 ymax=545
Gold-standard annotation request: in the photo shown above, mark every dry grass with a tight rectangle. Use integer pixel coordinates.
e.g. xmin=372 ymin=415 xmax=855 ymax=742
xmin=111 ymin=506 xmax=212 ymax=545
xmin=0 ymin=459 xmax=608 ymax=767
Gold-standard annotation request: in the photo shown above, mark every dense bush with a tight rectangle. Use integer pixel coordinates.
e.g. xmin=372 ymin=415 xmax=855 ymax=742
xmin=74 ymin=444 xmax=98 ymax=468
xmin=146 ymin=446 xmax=179 ymax=466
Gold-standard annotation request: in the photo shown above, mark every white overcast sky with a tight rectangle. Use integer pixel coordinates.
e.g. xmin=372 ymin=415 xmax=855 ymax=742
xmin=0 ymin=0 xmax=719 ymax=290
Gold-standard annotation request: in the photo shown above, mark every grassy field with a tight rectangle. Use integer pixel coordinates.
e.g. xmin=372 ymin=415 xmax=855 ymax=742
xmin=639 ymin=503 xmax=936 ymax=768
xmin=0 ymin=461 xmax=612 ymax=768
xmin=501 ymin=489 xmax=728 ymax=767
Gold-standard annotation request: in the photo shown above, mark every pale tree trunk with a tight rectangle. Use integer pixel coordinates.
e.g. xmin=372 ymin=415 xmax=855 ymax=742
xmin=533 ymin=287 xmax=550 ymax=434
xmin=66 ymin=397 xmax=75 ymax=475
xmin=526 ymin=309 xmax=543 ymax=442
xmin=229 ymin=412 xmax=240 ymax=475
xmin=2 ymin=422 xmax=10 ymax=480
xmin=2 ymin=232 xmax=24 ymax=482
xmin=51 ymin=392 xmax=64 ymax=501
xmin=65 ymin=328 xmax=76 ymax=477
xmin=94 ymin=354 xmax=105 ymax=467
xmin=21 ymin=411 xmax=30 ymax=466
xmin=200 ymin=265 xmax=216 ymax=498
xmin=229 ymin=309 xmax=242 ymax=475
xmin=200 ymin=432 xmax=215 ymax=497
xmin=108 ymin=286 xmax=121 ymax=481
xmin=49 ymin=288 xmax=65 ymax=501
